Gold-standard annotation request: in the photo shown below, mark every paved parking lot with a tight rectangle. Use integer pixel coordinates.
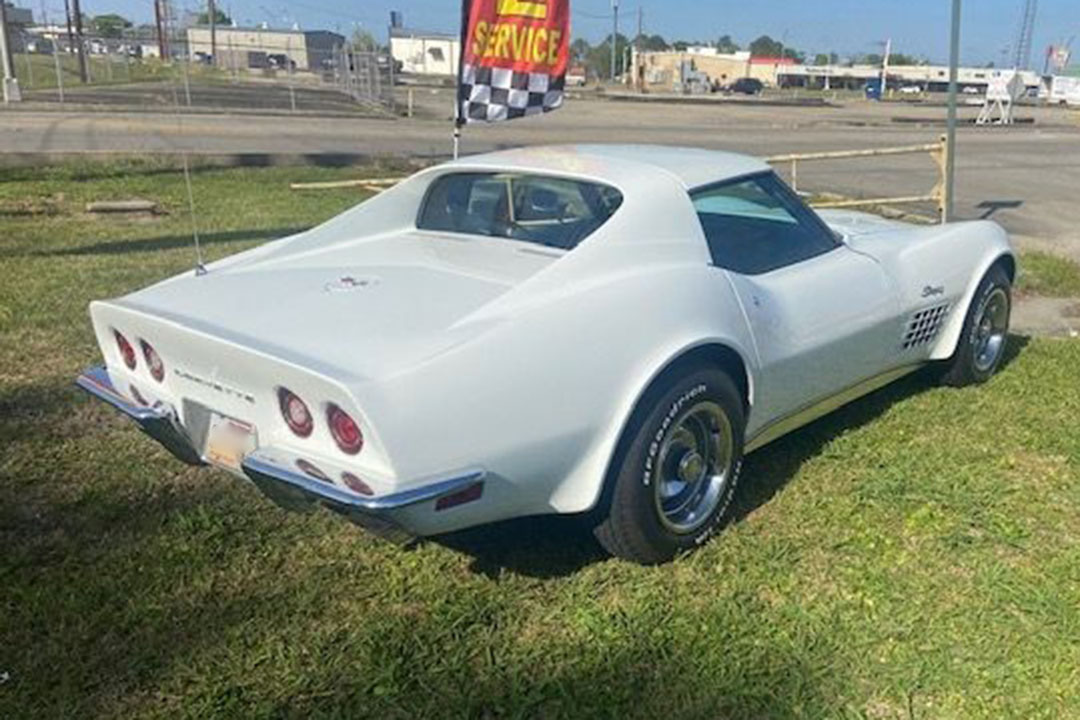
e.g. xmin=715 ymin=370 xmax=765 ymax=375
xmin=2 ymin=92 xmax=1078 ymax=257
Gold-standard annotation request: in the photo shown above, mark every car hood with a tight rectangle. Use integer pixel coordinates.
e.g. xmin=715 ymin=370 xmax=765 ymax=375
xmin=117 ymin=231 xmax=560 ymax=381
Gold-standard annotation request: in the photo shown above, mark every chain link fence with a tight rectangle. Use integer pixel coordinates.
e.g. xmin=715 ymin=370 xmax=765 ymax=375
xmin=9 ymin=31 xmax=398 ymax=116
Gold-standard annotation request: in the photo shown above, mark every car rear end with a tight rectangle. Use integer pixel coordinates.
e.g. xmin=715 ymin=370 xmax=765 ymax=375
xmin=78 ymin=299 xmax=486 ymax=542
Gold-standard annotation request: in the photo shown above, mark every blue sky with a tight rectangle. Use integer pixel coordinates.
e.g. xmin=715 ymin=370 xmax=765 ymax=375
xmin=51 ymin=0 xmax=1079 ymax=66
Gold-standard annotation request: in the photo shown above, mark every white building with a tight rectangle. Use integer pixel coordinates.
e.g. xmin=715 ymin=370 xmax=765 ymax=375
xmin=390 ymin=28 xmax=459 ymax=77
xmin=780 ymin=63 xmax=1043 ymax=93
xmin=186 ymin=27 xmax=344 ymax=72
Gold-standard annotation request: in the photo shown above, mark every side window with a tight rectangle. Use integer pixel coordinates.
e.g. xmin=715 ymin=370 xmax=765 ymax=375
xmin=692 ymin=173 xmax=839 ymax=275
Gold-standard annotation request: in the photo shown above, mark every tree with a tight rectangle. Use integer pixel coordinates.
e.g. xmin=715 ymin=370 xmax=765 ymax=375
xmin=633 ymin=33 xmax=669 ymax=52
xmin=746 ymin=35 xmax=805 ymax=62
xmin=197 ymin=8 xmax=231 ymax=26
xmin=90 ymin=13 xmax=131 ymax=39
xmin=813 ymin=52 xmax=839 ymax=66
xmin=715 ymin=35 xmax=739 ymax=53
xmin=748 ymin=35 xmax=784 ymax=58
xmin=889 ymin=52 xmax=923 ymax=66
xmin=672 ymin=40 xmax=689 ymax=52
xmin=586 ymin=33 xmax=630 ymax=80
xmin=351 ymin=28 xmax=377 ymax=52
xmin=570 ymin=37 xmax=592 ymax=64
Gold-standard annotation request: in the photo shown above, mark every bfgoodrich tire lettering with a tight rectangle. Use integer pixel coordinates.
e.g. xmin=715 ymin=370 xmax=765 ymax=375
xmin=595 ymin=366 xmax=745 ymax=564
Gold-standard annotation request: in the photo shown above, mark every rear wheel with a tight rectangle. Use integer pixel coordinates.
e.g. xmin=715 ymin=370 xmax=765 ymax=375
xmin=939 ymin=265 xmax=1012 ymax=387
xmin=594 ymin=366 xmax=745 ymax=565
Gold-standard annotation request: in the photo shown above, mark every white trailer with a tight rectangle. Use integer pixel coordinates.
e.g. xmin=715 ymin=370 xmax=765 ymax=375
xmin=1049 ymin=76 xmax=1080 ymax=106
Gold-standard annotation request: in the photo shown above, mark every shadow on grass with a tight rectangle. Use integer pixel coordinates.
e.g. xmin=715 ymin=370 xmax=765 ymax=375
xmin=2 ymin=377 xmax=850 ymax=720
xmin=39 ymin=226 xmax=310 ymax=257
xmin=436 ymin=335 xmax=1032 ymax=579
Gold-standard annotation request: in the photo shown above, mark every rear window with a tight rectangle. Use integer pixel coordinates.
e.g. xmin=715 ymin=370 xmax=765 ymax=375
xmin=417 ymin=172 xmax=624 ymax=251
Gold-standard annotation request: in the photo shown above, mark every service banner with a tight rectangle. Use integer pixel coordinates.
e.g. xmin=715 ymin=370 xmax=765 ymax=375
xmin=458 ymin=0 xmax=571 ymax=124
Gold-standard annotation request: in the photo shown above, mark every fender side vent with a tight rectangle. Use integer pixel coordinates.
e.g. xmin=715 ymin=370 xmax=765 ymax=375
xmin=904 ymin=304 xmax=950 ymax=349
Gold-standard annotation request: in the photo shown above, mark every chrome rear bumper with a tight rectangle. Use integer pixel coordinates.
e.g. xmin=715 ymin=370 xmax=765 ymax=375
xmin=76 ymin=365 xmax=485 ymax=543
xmin=242 ymin=453 xmax=484 ymax=544
xmin=76 ymin=366 xmax=204 ymax=466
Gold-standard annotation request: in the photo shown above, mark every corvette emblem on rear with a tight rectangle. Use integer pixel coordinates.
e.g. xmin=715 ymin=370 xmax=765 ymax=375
xmin=325 ymin=276 xmax=380 ymax=293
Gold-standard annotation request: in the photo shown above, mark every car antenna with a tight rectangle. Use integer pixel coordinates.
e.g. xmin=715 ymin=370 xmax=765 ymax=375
xmin=168 ymin=43 xmax=207 ymax=277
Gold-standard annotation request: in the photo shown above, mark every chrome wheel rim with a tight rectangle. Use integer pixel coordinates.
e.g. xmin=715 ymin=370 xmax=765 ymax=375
xmin=652 ymin=401 xmax=734 ymax=535
xmin=973 ymin=288 xmax=1010 ymax=373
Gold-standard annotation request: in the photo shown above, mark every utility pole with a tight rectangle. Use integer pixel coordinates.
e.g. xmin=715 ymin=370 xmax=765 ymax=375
xmin=208 ymin=0 xmax=217 ymax=65
xmin=70 ymin=0 xmax=87 ymax=82
xmin=63 ymin=0 xmax=74 ymax=52
xmin=610 ymin=0 xmax=618 ymax=83
xmin=154 ymin=0 xmax=167 ymax=60
xmin=635 ymin=5 xmax=642 ymax=90
xmin=944 ymin=0 xmax=961 ymax=223
xmin=0 ymin=0 xmax=22 ymax=102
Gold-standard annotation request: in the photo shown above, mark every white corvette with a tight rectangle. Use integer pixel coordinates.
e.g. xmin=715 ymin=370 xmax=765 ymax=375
xmin=77 ymin=145 xmax=1015 ymax=564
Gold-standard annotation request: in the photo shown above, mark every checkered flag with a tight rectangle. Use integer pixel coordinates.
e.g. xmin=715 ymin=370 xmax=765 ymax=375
xmin=459 ymin=64 xmax=566 ymax=124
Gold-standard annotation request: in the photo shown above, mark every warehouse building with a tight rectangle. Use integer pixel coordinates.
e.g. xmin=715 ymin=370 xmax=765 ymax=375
xmin=186 ymin=27 xmax=344 ymax=72
xmin=389 ymin=28 xmax=460 ymax=77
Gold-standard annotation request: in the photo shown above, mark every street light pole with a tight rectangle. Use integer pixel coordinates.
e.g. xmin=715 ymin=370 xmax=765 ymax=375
xmin=0 ymin=0 xmax=22 ymax=102
xmin=610 ymin=0 xmax=618 ymax=83
xmin=944 ymin=0 xmax=962 ymax=222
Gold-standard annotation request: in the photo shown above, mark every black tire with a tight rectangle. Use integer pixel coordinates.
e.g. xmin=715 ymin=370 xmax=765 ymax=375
xmin=594 ymin=366 xmax=745 ymax=565
xmin=939 ymin=265 xmax=1012 ymax=387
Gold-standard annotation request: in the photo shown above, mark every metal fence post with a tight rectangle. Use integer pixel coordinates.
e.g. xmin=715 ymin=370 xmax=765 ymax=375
xmin=53 ymin=47 xmax=64 ymax=102
xmin=286 ymin=35 xmax=296 ymax=112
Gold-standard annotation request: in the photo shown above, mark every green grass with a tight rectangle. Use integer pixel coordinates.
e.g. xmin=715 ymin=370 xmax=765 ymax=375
xmin=1 ymin=162 xmax=1079 ymax=719
xmin=11 ymin=53 xmax=179 ymax=92
xmin=1017 ymin=250 xmax=1080 ymax=298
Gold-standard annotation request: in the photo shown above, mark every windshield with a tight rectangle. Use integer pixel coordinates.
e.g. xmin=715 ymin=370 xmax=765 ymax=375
xmin=417 ymin=172 xmax=624 ymax=251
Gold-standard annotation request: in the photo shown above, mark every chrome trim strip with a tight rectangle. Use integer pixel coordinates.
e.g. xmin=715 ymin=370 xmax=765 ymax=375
xmin=76 ymin=365 xmax=205 ymax=466
xmin=745 ymin=363 xmax=925 ymax=454
xmin=76 ymin=365 xmax=166 ymax=422
xmin=241 ymin=454 xmax=486 ymax=513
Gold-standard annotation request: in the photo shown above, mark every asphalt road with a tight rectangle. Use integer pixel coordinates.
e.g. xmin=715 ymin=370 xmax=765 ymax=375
xmin=2 ymin=91 xmax=1078 ymax=256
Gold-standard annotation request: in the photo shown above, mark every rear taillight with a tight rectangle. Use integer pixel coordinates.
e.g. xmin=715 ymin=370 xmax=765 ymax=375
xmin=296 ymin=459 xmax=331 ymax=483
xmin=114 ymin=330 xmax=137 ymax=370
xmin=140 ymin=340 xmax=165 ymax=383
xmin=278 ymin=388 xmax=314 ymax=438
xmin=327 ymin=404 xmax=364 ymax=455
xmin=342 ymin=472 xmax=374 ymax=496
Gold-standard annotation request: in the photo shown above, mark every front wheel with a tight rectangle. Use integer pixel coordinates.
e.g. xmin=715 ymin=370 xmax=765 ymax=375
xmin=939 ymin=265 xmax=1012 ymax=387
xmin=594 ymin=367 xmax=745 ymax=565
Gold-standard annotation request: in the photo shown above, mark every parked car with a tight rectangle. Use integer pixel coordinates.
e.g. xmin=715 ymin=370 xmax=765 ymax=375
xmin=726 ymin=77 xmax=764 ymax=95
xmin=898 ymin=85 xmax=923 ymax=95
xmin=77 ymin=145 xmax=1016 ymax=564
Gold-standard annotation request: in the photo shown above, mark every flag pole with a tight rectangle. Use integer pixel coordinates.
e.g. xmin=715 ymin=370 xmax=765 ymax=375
xmin=454 ymin=0 xmax=470 ymax=159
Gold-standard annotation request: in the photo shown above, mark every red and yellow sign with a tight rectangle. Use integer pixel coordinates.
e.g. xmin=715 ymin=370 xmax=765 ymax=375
xmin=462 ymin=0 xmax=570 ymax=76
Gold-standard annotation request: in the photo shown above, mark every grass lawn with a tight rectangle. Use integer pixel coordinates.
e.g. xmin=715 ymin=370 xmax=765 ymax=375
xmin=12 ymin=53 xmax=179 ymax=92
xmin=1 ymin=162 xmax=1079 ymax=719
xmin=1016 ymin=250 xmax=1080 ymax=298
